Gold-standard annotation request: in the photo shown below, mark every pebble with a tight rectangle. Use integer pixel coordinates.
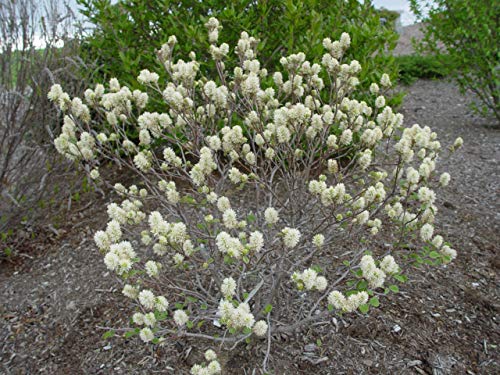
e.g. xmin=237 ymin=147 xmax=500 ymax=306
xmin=304 ymin=344 xmax=317 ymax=352
xmin=392 ymin=324 xmax=402 ymax=333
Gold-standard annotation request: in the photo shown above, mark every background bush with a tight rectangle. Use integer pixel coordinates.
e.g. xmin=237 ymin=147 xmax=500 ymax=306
xmin=0 ymin=0 xmax=90 ymax=257
xmin=395 ymin=54 xmax=456 ymax=85
xmin=78 ymin=0 xmax=399 ymax=103
xmin=410 ymin=0 xmax=500 ymax=122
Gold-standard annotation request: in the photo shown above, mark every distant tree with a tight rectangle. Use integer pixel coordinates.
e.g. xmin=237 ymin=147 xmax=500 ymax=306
xmin=410 ymin=0 xmax=500 ymax=123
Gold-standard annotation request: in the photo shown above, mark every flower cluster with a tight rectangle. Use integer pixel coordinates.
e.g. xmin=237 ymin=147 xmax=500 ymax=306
xmin=191 ymin=350 xmax=222 ymax=375
xmin=328 ymin=290 xmax=369 ymax=313
xmin=292 ymin=268 xmax=328 ymax=291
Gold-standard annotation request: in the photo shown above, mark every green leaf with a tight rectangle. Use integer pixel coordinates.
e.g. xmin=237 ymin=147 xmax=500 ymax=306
xmin=264 ymin=304 xmax=273 ymax=314
xmin=359 ymin=304 xmax=370 ymax=314
xmin=369 ymin=296 xmax=380 ymax=307
xmin=327 ymin=304 xmax=334 ymax=312
xmin=102 ymin=330 xmax=115 ymax=339
xmin=356 ymin=280 xmax=368 ymax=290
xmin=429 ymin=251 xmax=440 ymax=259
xmin=186 ymin=320 xmax=194 ymax=329
xmin=156 ymin=311 xmax=168 ymax=320
xmin=389 ymin=285 xmax=399 ymax=293
xmin=124 ymin=328 xmax=139 ymax=338
xmin=242 ymin=255 xmax=250 ymax=264
xmin=393 ymin=274 xmax=407 ymax=283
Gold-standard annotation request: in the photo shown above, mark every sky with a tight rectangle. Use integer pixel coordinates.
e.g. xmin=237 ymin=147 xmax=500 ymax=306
xmin=372 ymin=0 xmax=418 ymax=26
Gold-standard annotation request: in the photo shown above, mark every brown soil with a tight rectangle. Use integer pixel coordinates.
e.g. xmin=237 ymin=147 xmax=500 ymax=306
xmin=1 ymin=79 xmax=499 ymax=374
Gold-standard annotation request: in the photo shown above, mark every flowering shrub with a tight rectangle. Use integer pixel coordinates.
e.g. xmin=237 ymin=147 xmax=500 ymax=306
xmin=50 ymin=18 xmax=462 ymax=371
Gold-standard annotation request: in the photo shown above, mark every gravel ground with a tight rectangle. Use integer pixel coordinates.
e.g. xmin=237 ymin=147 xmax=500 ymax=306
xmin=1 ymin=78 xmax=499 ymax=374
xmin=393 ymin=24 xmax=425 ymax=56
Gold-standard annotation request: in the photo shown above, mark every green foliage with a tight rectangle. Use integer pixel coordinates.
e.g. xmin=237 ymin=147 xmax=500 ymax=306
xmin=78 ymin=0 xmax=398 ymax=101
xmin=410 ymin=0 xmax=500 ymax=122
xmin=395 ymin=54 xmax=456 ymax=85
xmin=376 ymin=8 xmax=400 ymax=28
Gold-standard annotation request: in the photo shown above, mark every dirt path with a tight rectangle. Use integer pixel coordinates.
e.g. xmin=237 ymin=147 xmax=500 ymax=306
xmin=1 ymin=79 xmax=498 ymax=374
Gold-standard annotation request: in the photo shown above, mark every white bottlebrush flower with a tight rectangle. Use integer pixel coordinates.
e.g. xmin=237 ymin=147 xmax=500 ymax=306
xmin=139 ymin=327 xmax=154 ymax=343
xmin=360 ymin=255 xmax=386 ymax=289
xmin=380 ymin=73 xmax=391 ymax=87
xmin=134 ymin=151 xmax=152 ymax=172
xmin=139 ymin=129 xmax=151 ymax=145
xmin=216 ymin=196 xmax=231 ymax=212
xmin=138 ymin=289 xmax=156 ymax=310
xmin=314 ymin=276 xmax=328 ymax=291
xmin=375 ymin=95 xmax=386 ymax=108
xmin=439 ymin=172 xmax=451 ymax=187
xmin=205 ymin=349 xmax=217 ymax=361
xmin=380 ymin=255 xmax=399 ymax=275
xmin=282 ymin=227 xmax=301 ymax=248
xmin=222 ymin=208 xmax=238 ymax=229
xmin=328 ymin=290 xmax=346 ymax=310
xmin=155 ymin=296 xmax=169 ymax=312
xmin=145 ymin=261 xmax=160 ymax=277
xmin=420 ymin=223 xmax=434 ymax=242
xmin=173 ymin=310 xmax=189 ymax=326
xmin=432 ymin=235 xmax=444 ymax=248
xmin=248 ymin=231 xmax=264 ymax=252
xmin=207 ymin=361 xmax=222 ymax=374
xmin=137 ymin=69 xmax=159 ymax=84
xmin=440 ymin=245 xmax=457 ymax=262
xmin=312 ymin=234 xmax=325 ymax=248
xmin=143 ymin=312 xmax=156 ymax=327
xmin=90 ymin=168 xmax=99 ymax=180
xmin=132 ymin=312 xmax=145 ymax=325
xmin=173 ymin=253 xmax=185 ymax=265
xmin=344 ymin=291 xmax=369 ymax=313
xmin=453 ymin=137 xmax=463 ymax=149
xmin=104 ymin=252 xmax=120 ymax=271
xmin=417 ymin=186 xmax=436 ymax=205
xmin=340 ymin=129 xmax=352 ymax=145
xmin=221 ymin=277 xmax=237 ymax=298
xmin=264 ymin=207 xmax=279 ymax=225
xmin=253 ymin=320 xmax=268 ymax=337
xmin=122 ymin=284 xmax=138 ymax=299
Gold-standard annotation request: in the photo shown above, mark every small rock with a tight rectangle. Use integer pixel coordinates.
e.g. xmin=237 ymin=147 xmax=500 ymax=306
xmin=392 ymin=324 xmax=402 ymax=333
xmin=304 ymin=344 xmax=317 ymax=352
xmin=408 ymin=360 xmax=422 ymax=367
xmin=103 ymin=345 xmax=112 ymax=351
